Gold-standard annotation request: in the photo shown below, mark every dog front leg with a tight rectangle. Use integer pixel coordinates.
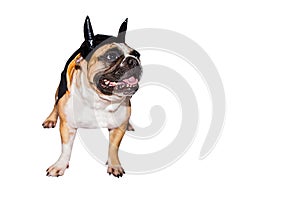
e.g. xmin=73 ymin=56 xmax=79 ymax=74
xmin=107 ymin=122 xmax=127 ymax=177
xmin=42 ymin=87 xmax=59 ymax=128
xmin=46 ymin=121 xmax=76 ymax=177
xmin=42 ymin=105 xmax=58 ymax=128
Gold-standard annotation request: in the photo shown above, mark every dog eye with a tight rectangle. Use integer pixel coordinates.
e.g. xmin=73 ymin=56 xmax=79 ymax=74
xmin=98 ymin=49 xmax=122 ymax=63
xmin=103 ymin=51 xmax=121 ymax=62
xmin=106 ymin=52 xmax=118 ymax=60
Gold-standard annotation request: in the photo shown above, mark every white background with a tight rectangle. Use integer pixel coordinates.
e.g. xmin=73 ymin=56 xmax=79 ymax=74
xmin=0 ymin=0 xmax=300 ymax=199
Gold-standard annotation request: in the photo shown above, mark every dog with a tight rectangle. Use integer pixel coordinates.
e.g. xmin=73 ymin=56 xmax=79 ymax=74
xmin=42 ymin=16 xmax=142 ymax=178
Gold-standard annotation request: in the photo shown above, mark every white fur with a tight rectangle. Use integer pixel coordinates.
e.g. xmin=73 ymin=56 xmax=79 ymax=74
xmin=58 ymin=134 xmax=75 ymax=163
xmin=47 ymin=133 xmax=76 ymax=176
xmin=116 ymin=43 xmax=132 ymax=56
xmin=64 ymin=68 xmax=128 ymax=129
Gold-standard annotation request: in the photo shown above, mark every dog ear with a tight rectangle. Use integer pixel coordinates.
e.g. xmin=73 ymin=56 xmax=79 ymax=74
xmin=117 ymin=18 xmax=128 ymax=43
xmin=84 ymin=16 xmax=95 ymax=49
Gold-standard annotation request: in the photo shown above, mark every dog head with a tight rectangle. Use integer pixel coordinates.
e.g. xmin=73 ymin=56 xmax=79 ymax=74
xmin=79 ymin=16 xmax=142 ymax=97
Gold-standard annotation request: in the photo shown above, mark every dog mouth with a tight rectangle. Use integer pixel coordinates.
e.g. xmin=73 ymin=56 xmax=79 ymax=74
xmin=96 ymin=72 xmax=140 ymax=96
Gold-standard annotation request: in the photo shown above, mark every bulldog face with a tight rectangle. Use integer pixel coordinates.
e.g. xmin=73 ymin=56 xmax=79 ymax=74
xmin=87 ymin=43 xmax=142 ymax=96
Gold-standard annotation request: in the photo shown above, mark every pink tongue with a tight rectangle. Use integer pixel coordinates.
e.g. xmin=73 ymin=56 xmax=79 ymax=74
xmin=123 ymin=76 xmax=138 ymax=85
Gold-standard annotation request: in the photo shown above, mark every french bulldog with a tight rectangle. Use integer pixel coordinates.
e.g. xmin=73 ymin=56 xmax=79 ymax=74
xmin=42 ymin=16 xmax=142 ymax=178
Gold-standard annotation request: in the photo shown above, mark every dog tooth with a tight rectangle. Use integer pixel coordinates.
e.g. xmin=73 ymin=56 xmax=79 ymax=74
xmin=110 ymin=82 xmax=117 ymax=86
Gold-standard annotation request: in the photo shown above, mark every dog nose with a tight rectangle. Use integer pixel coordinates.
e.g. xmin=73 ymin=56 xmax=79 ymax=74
xmin=127 ymin=57 xmax=138 ymax=67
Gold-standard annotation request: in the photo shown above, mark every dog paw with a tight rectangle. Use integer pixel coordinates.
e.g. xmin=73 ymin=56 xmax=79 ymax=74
xmin=127 ymin=123 xmax=135 ymax=131
xmin=46 ymin=162 xmax=69 ymax=177
xmin=107 ymin=165 xmax=125 ymax=178
xmin=42 ymin=120 xmax=57 ymax=128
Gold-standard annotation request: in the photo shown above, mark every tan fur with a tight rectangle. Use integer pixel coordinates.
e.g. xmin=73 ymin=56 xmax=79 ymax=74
xmin=56 ymin=92 xmax=73 ymax=144
xmin=87 ymin=44 xmax=118 ymax=84
xmin=107 ymin=106 xmax=131 ymax=176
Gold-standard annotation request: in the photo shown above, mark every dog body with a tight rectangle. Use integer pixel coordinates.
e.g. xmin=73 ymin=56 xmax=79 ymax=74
xmin=43 ymin=17 xmax=141 ymax=177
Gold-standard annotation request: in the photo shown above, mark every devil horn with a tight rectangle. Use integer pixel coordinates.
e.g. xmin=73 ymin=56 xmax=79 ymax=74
xmin=84 ymin=16 xmax=94 ymax=48
xmin=118 ymin=18 xmax=128 ymax=42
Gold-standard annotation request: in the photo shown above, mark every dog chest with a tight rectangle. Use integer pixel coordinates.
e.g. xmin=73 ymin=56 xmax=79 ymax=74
xmin=64 ymin=80 xmax=127 ymax=129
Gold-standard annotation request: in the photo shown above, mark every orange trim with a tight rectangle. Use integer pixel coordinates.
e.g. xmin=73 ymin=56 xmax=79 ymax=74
xmin=66 ymin=53 xmax=81 ymax=91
